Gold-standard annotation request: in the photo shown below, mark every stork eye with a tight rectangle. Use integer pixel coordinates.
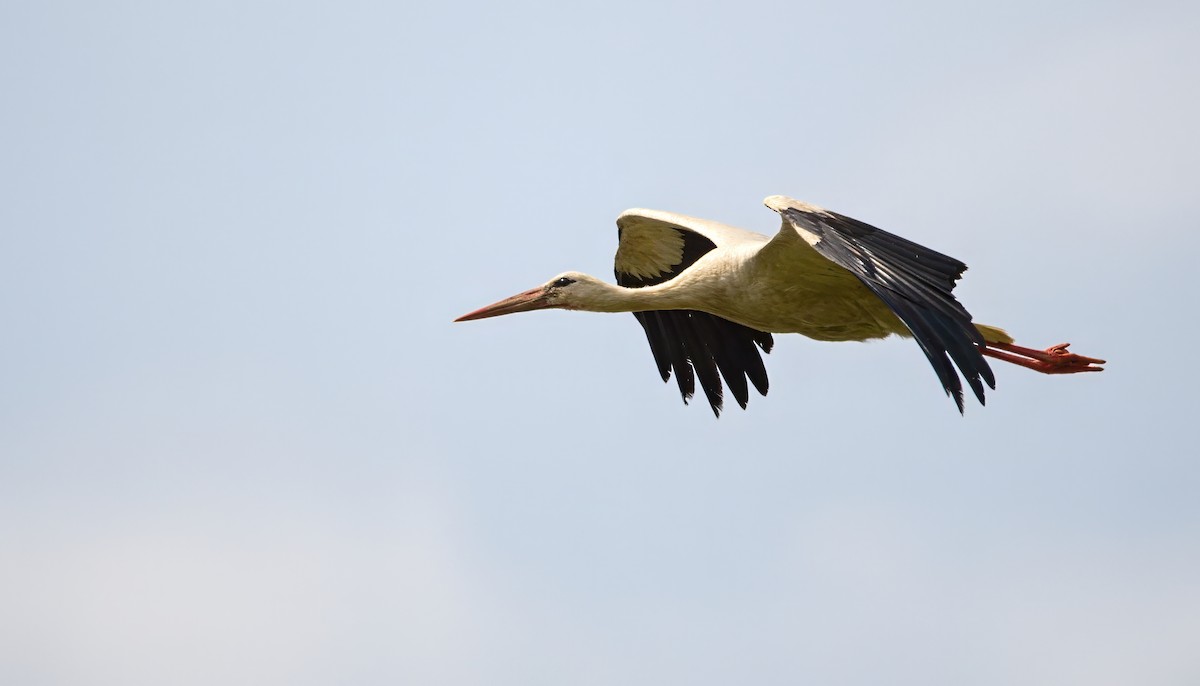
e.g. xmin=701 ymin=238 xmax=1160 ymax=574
xmin=552 ymin=277 xmax=575 ymax=288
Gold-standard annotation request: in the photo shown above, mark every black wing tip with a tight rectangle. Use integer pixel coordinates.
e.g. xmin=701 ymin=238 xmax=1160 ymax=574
xmin=943 ymin=352 xmax=997 ymax=413
xmin=631 ymin=310 xmax=770 ymax=417
xmin=950 ymin=386 xmax=965 ymax=414
xmin=795 ymin=210 xmax=994 ymax=414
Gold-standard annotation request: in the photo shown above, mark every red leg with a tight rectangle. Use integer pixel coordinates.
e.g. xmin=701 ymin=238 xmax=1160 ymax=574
xmin=981 ymin=341 xmax=1106 ymax=374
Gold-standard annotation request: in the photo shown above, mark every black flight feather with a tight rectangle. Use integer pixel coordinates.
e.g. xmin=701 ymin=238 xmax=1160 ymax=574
xmin=780 ymin=207 xmax=994 ymax=411
xmin=616 ymin=225 xmax=773 ymax=416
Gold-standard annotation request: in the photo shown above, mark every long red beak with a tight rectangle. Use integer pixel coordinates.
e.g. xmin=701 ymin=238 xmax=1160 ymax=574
xmin=454 ymin=286 xmax=553 ymax=322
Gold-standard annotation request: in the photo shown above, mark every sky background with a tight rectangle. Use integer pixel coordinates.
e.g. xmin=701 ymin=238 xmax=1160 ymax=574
xmin=2 ymin=1 xmax=1199 ymax=684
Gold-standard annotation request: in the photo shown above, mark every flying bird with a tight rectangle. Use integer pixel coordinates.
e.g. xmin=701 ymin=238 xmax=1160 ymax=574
xmin=455 ymin=195 xmax=1104 ymax=414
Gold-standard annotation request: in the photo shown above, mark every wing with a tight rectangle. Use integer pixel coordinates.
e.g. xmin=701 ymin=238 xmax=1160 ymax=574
xmin=615 ymin=209 xmax=774 ymax=417
xmin=765 ymin=196 xmax=993 ymax=412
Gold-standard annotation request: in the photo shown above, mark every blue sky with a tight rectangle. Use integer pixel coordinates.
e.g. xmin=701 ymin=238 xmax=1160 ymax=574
xmin=2 ymin=1 xmax=1198 ymax=684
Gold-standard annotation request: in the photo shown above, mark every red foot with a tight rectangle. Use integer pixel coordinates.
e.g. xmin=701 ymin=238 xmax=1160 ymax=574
xmin=981 ymin=341 xmax=1106 ymax=374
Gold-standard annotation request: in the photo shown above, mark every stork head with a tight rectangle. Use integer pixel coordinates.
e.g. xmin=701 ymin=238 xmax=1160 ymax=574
xmin=454 ymin=272 xmax=616 ymax=321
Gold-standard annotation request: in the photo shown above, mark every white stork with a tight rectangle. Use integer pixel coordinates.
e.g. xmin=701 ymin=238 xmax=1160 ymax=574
xmin=455 ymin=195 xmax=1104 ymax=414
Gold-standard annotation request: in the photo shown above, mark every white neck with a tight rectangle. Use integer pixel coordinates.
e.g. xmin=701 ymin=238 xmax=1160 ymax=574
xmin=568 ymin=278 xmax=695 ymax=314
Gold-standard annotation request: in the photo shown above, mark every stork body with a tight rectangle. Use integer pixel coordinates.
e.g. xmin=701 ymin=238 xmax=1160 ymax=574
xmin=456 ymin=195 xmax=1104 ymax=414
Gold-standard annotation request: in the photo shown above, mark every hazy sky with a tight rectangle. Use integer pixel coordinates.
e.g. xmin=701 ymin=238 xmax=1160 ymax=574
xmin=2 ymin=1 xmax=1198 ymax=685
